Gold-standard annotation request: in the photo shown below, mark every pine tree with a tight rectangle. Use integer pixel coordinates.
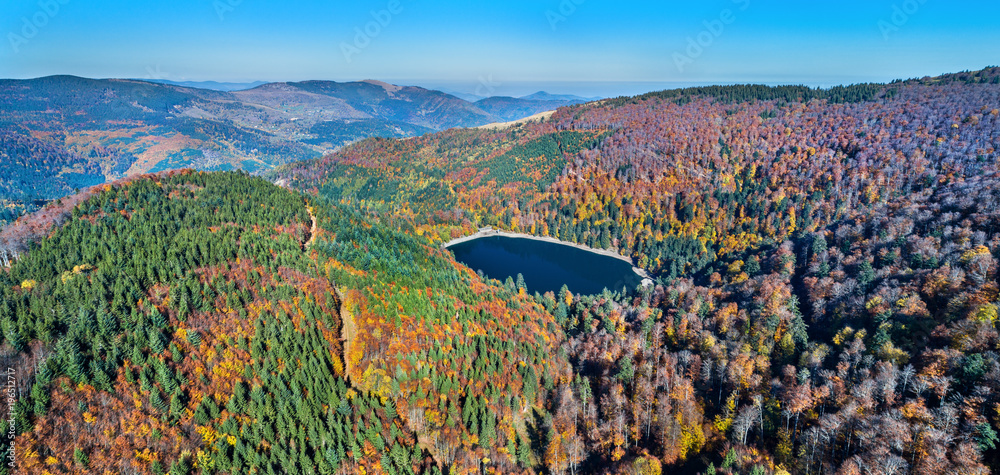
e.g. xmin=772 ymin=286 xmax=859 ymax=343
xmin=517 ymin=432 xmax=532 ymax=467
xmin=74 ymin=448 xmax=89 ymax=468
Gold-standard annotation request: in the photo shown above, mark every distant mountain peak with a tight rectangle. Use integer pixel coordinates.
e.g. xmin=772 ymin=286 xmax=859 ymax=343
xmin=144 ymin=79 xmax=268 ymax=92
xmin=473 ymin=92 xmax=595 ymax=122
xmin=361 ymin=79 xmax=403 ymax=95
xmin=519 ymin=91 xmax=600 ymax=103
xmin=248 ymin=82 xmax=299 ymax=92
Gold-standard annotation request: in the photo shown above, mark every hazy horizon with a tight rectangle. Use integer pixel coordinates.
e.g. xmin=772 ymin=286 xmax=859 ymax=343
xmin=2 ymin=0 xmax=997 ymax=94
xmin=3 ymin=71 xmax=994 ymax=101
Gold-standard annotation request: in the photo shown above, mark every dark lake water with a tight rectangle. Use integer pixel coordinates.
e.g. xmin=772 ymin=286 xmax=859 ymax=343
xmin=447 ymin=236 xmax=643 ymax=295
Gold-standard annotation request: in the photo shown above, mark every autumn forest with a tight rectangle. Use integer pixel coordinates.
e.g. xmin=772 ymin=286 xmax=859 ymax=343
xmin=2 ymin=67 xmax=1000 ymax=475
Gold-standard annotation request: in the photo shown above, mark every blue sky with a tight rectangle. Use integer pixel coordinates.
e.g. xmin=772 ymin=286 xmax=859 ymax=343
xmin=1 ymin=0 xmax=997 ymax=97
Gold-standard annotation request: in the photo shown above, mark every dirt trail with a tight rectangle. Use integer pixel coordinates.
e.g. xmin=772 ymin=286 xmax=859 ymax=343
xmin=304 ymin=205 xmax=319 ymax=250
xmin=304 ymin=204 xmax=355 ymax=379
xmin=300 ymin=204 xmax=353 ymax=379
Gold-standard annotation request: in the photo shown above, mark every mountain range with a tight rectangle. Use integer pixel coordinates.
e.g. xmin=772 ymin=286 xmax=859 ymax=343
xmin=149 ymin=79 xmax=601 ymax=103
xmin=0 ymin=75 xmax=592 ymax=224
xmin=144 ymin=79 xmax=270 ymax=92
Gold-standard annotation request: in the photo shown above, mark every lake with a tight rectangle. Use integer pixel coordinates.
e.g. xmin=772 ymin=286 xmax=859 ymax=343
xmin=447 ymin=235 xmax=644 ymax=295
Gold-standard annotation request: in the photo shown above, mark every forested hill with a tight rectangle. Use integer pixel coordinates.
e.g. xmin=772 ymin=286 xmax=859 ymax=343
xmin=268 ymin=67 xmax=1000 ymax=474
xmin=0 ymin=171 xmax=571 ymax=475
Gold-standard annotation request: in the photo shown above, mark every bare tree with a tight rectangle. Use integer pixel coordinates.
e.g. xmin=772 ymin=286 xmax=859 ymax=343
xmin=733 ymin=403 xmax=761 ymax=445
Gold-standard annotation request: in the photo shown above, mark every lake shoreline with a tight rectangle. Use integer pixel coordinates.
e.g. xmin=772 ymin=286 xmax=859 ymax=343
xmin=442 ymin=227 xmax=653 ymax=282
